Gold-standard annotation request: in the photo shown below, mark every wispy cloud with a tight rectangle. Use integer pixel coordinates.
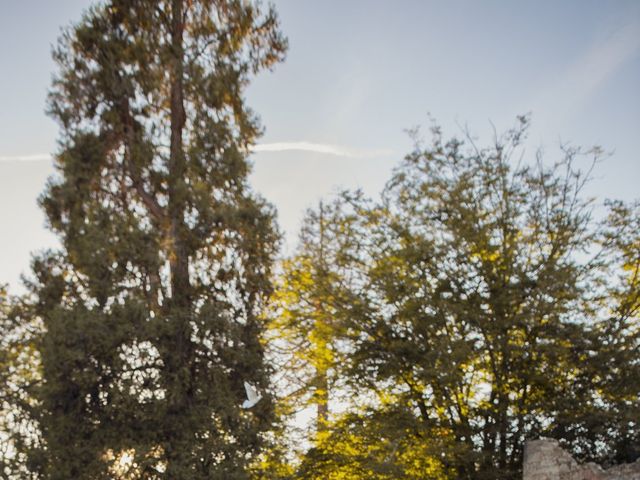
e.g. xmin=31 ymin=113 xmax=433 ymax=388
xmin=252 ymin=142 xmax=394 ymax=158
xmin=531 ymin=19 xmax=640 ymax=120
xmin=0 ymin=154 xmax=52 ymax=162
xmin=2 ymin=142 xmax=394 ymax=163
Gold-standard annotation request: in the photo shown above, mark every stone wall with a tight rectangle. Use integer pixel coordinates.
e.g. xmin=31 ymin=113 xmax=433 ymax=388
xmin=523 ymin=439 xmax=640 ymax=480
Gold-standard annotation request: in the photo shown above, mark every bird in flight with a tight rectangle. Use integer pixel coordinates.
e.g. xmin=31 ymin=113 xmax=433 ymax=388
xmin=242 ymin=381 xmax=262 ymax=409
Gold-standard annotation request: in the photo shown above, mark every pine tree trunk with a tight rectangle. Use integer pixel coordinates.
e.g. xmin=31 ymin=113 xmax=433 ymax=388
xmin=165 ymin=0 xmax=193 ymax=476
xmin=168 ymin=0 xmax=189 ymax=306
xmin=315 ymin=201 xmax=330 ymax=432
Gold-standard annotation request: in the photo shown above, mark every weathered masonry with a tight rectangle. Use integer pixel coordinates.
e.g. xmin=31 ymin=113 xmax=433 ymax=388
xmin=523 ymin=439 xmax=640 ymax=480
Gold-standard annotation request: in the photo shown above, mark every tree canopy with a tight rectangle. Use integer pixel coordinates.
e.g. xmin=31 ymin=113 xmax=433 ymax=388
xmin=0 ymin=2 xmax=638 ymax=479
xmin=273 ymin=118 xmax=640 ymax=479
xmin=2 ymin=1 xmax=287 ymax=478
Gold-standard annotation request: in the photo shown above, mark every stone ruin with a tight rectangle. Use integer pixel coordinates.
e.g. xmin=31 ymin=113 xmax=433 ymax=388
xmin=523 ymin=438 xmax=640 ymax=480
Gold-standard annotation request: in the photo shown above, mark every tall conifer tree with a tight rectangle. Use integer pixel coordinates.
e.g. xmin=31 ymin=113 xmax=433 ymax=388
xmin=19 ymin=1 xmax=287 ymax=478
xmin=271 ymin=199 xmax=360 ymax=436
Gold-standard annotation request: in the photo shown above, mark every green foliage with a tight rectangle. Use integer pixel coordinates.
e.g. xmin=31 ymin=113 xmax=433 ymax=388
xmin=269 ymin=200 xmax=360 ymax=434
xmin=549 ymin=200 xmax=640 ymax=465
xmin=273 ymin=118 xmax=639 ymax=479
xmin=1 ymin=286 xmax=43 ymax=479
xmin=1 ymin=2 xmax=637 ymax=475
xmin=297 ymin=408 xmax=454 ymax=480
xmin=3 ymin=1 xmax=287 ymax=478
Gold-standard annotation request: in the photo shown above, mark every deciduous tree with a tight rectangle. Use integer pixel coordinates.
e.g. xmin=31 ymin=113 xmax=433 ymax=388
xmin=286 ymin=118 xmax=639 ymax=479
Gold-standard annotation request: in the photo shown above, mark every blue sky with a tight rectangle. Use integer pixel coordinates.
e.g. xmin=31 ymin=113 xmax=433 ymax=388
xmin=1 ymin=1 xmax=639 ymax=292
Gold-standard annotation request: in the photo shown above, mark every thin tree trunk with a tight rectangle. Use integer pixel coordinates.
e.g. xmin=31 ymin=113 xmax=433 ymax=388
xmin=316 ymin=366 xmax=329 ymax=430
xmin=315 ymin=201 xmax=330 ymax=432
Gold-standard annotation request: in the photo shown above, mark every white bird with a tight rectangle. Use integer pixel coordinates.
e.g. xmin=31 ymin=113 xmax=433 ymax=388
xmin=241 ymin=381 xmax=262 ymax=409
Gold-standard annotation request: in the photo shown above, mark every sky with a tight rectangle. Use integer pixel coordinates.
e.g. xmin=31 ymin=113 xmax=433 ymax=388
xmin=1 ymin=0 xmax=639 ymax=293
